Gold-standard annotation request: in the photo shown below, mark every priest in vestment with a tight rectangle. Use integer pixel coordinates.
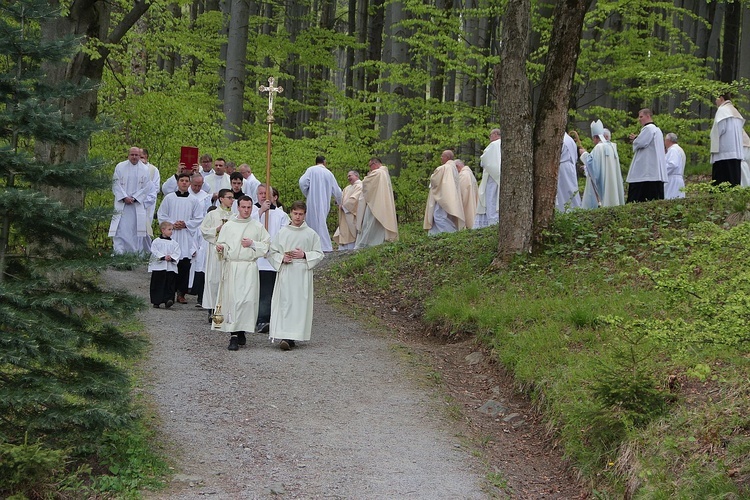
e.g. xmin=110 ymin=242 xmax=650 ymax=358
xmin=108 ymin=147 xmax=152 ymax=255
xmin=201 ymin=189 xmax=235 ymax=320
xmin=157 ymin=173 xmax=204 ymax=304
xmin=626 ymin=108 xmax=668 ymax=202
xmin=298 ymin=155 xmax=342 ymax=252
xmin=556 ymin=132 xmax=582 ymax=212
xmin=252 ymin=184 xmax=290 ymax=334
xmin=424 ymin=150 xmax=465 ymax=234
xmin=711 ymin=94 xmax=745 ymax=187
xmin=580 ymin=120 xmax=625 ymax=209
xmin=455 ymin=160 xmax=478 ymax=229
xmin=214 ymin=196 xmax=270 ymax=351
xmin=664 ymin=132 xmax=686 ymax=199
xmin=474 ymin=128 xmax=501 ymax=228
xmin=268 ymin=201 xmax=324 ymax=351
xmin=354 ymin=158 xmax=399 ymax=249
xmin=333 ymin=170 xmax=362 ymax=250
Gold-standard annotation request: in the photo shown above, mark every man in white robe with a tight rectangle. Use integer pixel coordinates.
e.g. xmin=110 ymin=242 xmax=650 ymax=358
xmin=139 ymin=148 xmax=161 ymax=253
xmin=268 ymin=201 xmax=324 ymax=351
xmin=333 ymin=170 xmax=362 ymax=250
xmin=252 ymin=184 xmax=290 ymax=334
xmin=579 ymin=120 xmax=625 ymax=209
xmin=108 ymin=147 xmax=152 ymax=254
xmin=239 ymin=163 xmax=261 ymax=203
xmin=424 ymin=150 xmax=465 ymax=235
xmin=474 ymin=128 xmax=501 ymax=228
xmin=214 ymin=197 xmax=270 ymax=351
xmin=626 ymin=108 xmax=668 ymax=202
xmin=664 ymin=132 xmax=686 ymax=200
xmin=354 ymin=158 xmax=399 ymax=249
xmin=710 ymin=93 xmax=745 ymax=187
xmin=298 ymin=155 xmax=342 ymax=252
xmin=204 ymin=158 xmax=231 ymax=204
xmin=157 ymin=173 xmax=204 ymax=304
xmin=188 ymin=175 xmax=211 ymax=306
xmin=200 ymin=189 xmax=234 ymax=322
xmin=455 ymin=160 xmax=478 ymax=229
xmin=556 ymin=132 xmax=582 ymax=212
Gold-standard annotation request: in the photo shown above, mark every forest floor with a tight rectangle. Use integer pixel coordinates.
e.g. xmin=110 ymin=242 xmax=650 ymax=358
xmin=110 ymin=258 xmax=587 ymax=499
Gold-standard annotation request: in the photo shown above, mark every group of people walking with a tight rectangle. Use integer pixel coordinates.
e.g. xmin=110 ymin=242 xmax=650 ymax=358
xmin=108 ymin=95 xmax=748 ymax=349
xmin=109 ymin=148 xmax=323 ymax=352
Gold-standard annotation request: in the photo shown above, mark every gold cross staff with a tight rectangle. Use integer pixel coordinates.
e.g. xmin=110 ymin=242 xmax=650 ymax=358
xmin=258 ymin=77 xmax=283 ymax=229
xmin=259 ymin=77 xmax=283 ymax=123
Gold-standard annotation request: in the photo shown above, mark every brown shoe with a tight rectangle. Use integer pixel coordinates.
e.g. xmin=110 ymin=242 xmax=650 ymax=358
xmin=176 ymin=294 xmax=188 ymax=304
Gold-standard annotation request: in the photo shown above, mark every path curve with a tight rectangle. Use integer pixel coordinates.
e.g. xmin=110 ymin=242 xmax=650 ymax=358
xmin=109 ymin=268 xmax=491 ymax=498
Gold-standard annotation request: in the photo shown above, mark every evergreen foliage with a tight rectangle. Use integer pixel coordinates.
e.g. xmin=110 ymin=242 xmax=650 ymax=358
xmin=0 ymin=1 xmax=144 ymax=495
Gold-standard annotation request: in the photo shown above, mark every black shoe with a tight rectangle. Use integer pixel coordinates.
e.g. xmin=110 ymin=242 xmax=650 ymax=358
xmin=228 ymin=336 xmax=239 ymax=351
xmin=237 ymin=332 xmax=246 ymax=346
xmin=165 ymin=299 xmax=174 ymax=309
xmin=279 ymin=340 xmax=290 ymax=351
xmin=256 ymin=322 xmax=269 ymax=334
xmin=208 ymin=310 xmax=213 ymax=324
xmin=153 ymin=304 xmax=160 ymax=308
xmin=287 ymin=340 xmax=295 ymax=348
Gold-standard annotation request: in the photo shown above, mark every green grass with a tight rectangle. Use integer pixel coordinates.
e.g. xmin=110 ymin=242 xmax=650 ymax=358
xmin=321 ymin=185 xmax=750 ymax=498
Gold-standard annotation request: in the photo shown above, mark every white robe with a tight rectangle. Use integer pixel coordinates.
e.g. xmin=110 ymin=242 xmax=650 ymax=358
xmin=213 ymin=217 xmax=270 ymax=333
xmin=556 ymin=133 xmax=582 ymax=212
xmin=108 ymin=159 xmax=151 ymax=254
xmin=626 ymin=123 xmax=668 ymax=184
xmin=299 ymin=164 xmax=342 ymax=252
xmin=475 ymin=139 xmax=501 ymax=228
xmin=140 ymin=162 xmax=161 ymax=252
xmin=203 ymin=172 xmax=231 ymax=199
xmin=268 ymin=223 xmax=324 ymax=342
xmin=710 ymin=101 xmax=745 ymax=163
xmin=581 ymin=141 xmax=625 ymax=209
xmin=243 ymin=174 xmax=261 ymax=203
xmin=157 ymin=193 xmax=204 ymax=263
xmin=200 ymin=207 xmax=233 ymax=310
xmin=252 ymin=205 xmax=290 ymax=271
xmin=664 ymin=144 xmax=686 ymax=199
xmin=148 ymin=237 xmax=181 ymax=273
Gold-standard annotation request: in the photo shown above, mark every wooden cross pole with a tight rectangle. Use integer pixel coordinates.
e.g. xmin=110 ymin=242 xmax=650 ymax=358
xmin=258 ymin=76 xmax=283 ymax=230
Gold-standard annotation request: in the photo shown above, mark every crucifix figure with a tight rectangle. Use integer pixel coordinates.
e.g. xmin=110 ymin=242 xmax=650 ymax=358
xmin=259 ymin=77 xmax=283 ymax=123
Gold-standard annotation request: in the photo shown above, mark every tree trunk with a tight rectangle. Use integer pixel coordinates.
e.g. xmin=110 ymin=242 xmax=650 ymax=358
xmin=494 ymin=0 xmax=533 ymax=266
xmin=721 ymin=0 xmax=741 ymax=83
xmin=223 ymin=0 xmax=250 ymax=141
xmin=366 ymin=0 xmax=385 ymax=126
xmin=37 ymin=0 xmax=151 ymax=207
xmin=531 ymin=0 xmax=592 ymax=249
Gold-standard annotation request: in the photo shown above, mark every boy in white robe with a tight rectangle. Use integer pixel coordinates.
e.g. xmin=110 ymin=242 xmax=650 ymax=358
xmin=200 ymin=189 xmax=234 ymax=323
xmin=214 ymin=196 xmax=270 ymax=351
xmin=148 ymin=222 xmax=180 ymax=308
xmin=268 ymin=201 xmax=324 ymax=351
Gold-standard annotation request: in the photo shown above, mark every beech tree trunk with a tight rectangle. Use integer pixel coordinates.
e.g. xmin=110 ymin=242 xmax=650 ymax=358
xmin=37 ymin=0 xmax=151 ymax=207
xmin=223 ymin=0 xmax=250 ymax=141
xmin=494 ymin=0 xmax=533 ymax=266
xmin=532 ymin=0 xmax=592 ymax=249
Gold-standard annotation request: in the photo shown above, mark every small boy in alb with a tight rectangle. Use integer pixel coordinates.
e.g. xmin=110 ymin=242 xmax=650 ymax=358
xmin=268 ymin=201 xmax=324 ymax=350
xmin=149 ymin=221 xmax=181 ymax=308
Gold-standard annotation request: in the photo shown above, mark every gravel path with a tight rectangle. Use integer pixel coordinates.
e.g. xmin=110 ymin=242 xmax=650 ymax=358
xmin=110 ymin=267 xmax=493 ymax=498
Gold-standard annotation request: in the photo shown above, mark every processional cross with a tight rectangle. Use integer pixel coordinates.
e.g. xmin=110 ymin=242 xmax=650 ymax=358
xmin=259 ymin=77 xmax=283 ymax=229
